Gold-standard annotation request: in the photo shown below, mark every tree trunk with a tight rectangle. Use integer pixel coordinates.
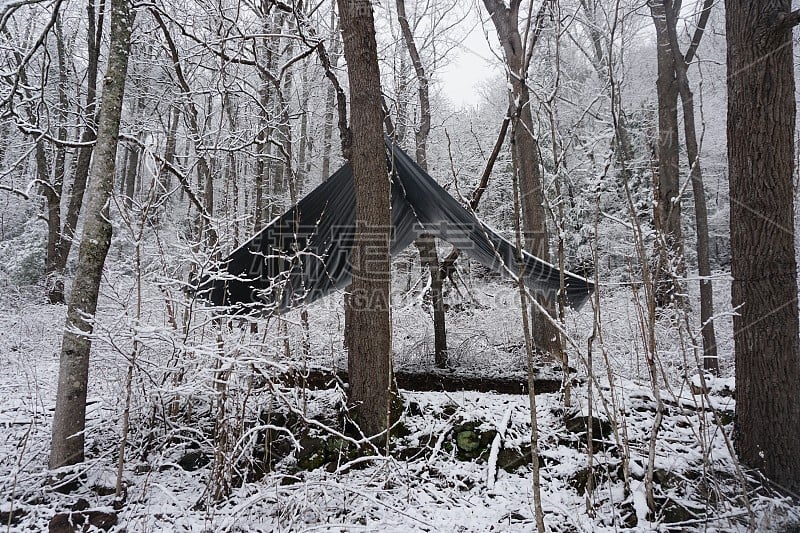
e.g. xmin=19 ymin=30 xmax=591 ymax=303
xmin=297 ymin=60 xmax=310 ymax=195
xmin=123 ymin=142 xmax=140 ymax=209
xmin=396 ymin=0 xmax=448 ymax=368
xmin=222 ymin=92 xmax=240 ymax=247
xmin=162 ymin=105 xmax=180 ymax=195
xmin=277 ymin=17 xmax=295 ymax=208
xmin=253 ymin=17 xmax=278 ymax=230
xmin=37 ymin=142 xmax=59 ymax=283
xmin=482 ymin=0 xmax=560 ymax=357
xmin=46 ymin=16 xmax=70 ymax=304
xmin=726 ymin=0 xmax=800 ymax=492
xmin=576 ymin=0 xmax=635 ymax=168
xmin=50 ymin=0 xmax=133 ymax=469
xmin=663 ymin=2 xmax=718 ymax=373
xmin=338 ymin=0 xmax=396 ymax=438
xmin=649 ymin=0 xmax=684 ymax=308
xmin=57 ymin=0 xmax=104 ymax=273
xmin=254 ymin=94 xmax=271 ymax=232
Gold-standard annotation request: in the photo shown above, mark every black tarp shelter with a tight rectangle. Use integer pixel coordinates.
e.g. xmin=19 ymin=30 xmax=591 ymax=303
xmin=199 ymin=140 xmax=593 ymax=314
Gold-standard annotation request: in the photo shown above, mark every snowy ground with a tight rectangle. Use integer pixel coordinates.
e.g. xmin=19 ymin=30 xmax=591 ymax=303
xmin=1 ymin=273 xmax=799 ymax=532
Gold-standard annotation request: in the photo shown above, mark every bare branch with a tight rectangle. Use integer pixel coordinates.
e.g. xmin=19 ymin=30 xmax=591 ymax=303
xmin=523 ymin=0 xmax=551 ymax=77
xmin=119 ymin=134 xmax=212 ymax=222
xmin=0 ymin=0 xmax=53 ymax=35
xmin=683 ymin=0 xmax=714 ymax=64
xmin=0 ymin=182 xmax=31 ymax=200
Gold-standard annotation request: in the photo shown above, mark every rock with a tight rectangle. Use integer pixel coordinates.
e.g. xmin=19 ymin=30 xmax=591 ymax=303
xmin=0 ymin=507 xmax=26 ymax=526
xmin=456 ymin=430 xmax=480 ymax=453
xmin=568 ymin=466 xmax=613 ymax=495
xmin=500 ymin=511 xmax=528 ymax=523
xmin=280 ymin=474 xmax=302 ymax=486
xmin=133 ymin=463 xmax=151 ymax=475
xmin=452 ymin=421 xmax=496 ymax=461
xmin=295 ymin=434 xmax=357 ymax=472
xmin=49 ymin=509 xmax=117 ymax=532
xmin=653 ymin=468 xmax=681 ymax=490
xmin=177 ymin=450 xmax=210 ymax=471
xmin=497 ymin=447 xmax=531 ymax=471
xmin=495 ymin=446 xmax=551 ymax=472
xmin=91 ymin=484 xmax=115 ymax=497
xmin=48 ymin=472 xmax=85 ymax=494
xmin=394 ymin=446 xmax=424 ymax=461
xmin=714 ymin=409 xmax=734 ymax=426
xmin=296 ymin=436 xmax=327 ymax=471
xmin=71 ymin=499 xmax=90 ymax=512
xmin=406 ymin=401 xmax=423 ymax=417
xmin=565 ymin=414 xmax=613 ymax=452
xmin=617 ymin=501 xmax=638 ymax=528
xmin=441 ymin=404 xmax=458 ymax=418
xmin=659 ymin=497 xmax=704 ymax=524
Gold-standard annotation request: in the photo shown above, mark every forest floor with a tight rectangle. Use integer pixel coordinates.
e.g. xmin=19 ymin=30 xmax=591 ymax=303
xmin=1 ymin=276 xmax=800 ymax=532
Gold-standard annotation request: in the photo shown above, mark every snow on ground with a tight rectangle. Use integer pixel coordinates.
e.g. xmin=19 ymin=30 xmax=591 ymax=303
xmin=1 ymin=272 xmax=799 ymax=532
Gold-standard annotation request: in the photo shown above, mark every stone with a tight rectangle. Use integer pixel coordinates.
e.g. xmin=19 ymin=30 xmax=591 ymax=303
xmin=565 ymin=414 xmax=613 ymax=452
xmin=49 ymin=509 xmax=117 ymax=532
xmin=0 ymin=507 xmax=26 ymax=527
xmin=618 ymin=501 xmax=638 ymax=528
xmin=296 ymin=436 xmax=327 ymax=471
xmin=177 ymin=450 xmax=210 ymax=471
xmin=660 ymin=498 xmax=704 ymax=524
xmin=452 ymin=421 xmax=497 ymax=461
xmin=456 ymin=430 xmax=480 ymax=453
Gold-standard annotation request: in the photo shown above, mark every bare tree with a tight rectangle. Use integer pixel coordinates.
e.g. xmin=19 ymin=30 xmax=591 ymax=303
xmin=56 ymin=0 xmax=105 ymax=277
xmin=152 ymin=9 xmax=216 ymax=247
xmin=396 ymin=0 xmax=447 ymax=368
xmin=338 ymin=0 xmax=396 ymax=438
xmin=50 ymin=0 xmax=134 ymax=469
xmin=647 ymin=0 xmax=683 ymax=308
xmin=662 ymin=0 xmax=718 ymax=372
xmin=2 ymin=11 xmax=75 ymax=303
xmin=482 ymin=0 xmax=561 ymax=357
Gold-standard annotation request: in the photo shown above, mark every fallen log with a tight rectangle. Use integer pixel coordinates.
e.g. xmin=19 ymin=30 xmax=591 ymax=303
xmin=279 ymin=367 xmax=566 ymax=395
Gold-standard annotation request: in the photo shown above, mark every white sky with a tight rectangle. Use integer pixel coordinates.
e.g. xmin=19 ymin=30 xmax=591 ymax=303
xmin=439 ymin=18 xmax=501 ymax=108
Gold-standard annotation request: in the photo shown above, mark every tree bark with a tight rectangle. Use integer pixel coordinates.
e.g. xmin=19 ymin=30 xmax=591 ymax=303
xmin=59 ymin=0 xmax=104 ymax=271
xmin=663 ymin=1 xmax=718 ymax=373
xmin=46 ymin=16 xmax=69 ymax=304
xmin=253 ymin=15 xmax=278 ymax=230
xmin=122 ymin=142 xmax=140 ymax=209
xmin=37 ymin=141 xmax=59 ymax=284
xmin=649 ymin=0 xmax=684 ymax=308
xmin=161 ymin=105 xmax=180 ymax=195
xmin=50 ymin=0 xmax=133 ymax=469
xmin=726 ymin=0 xmax=800 ymax=492
xmin=337 ymin=0 xmax=396 ymax=438
xmin=482 ymin=0 xmax=560 ymax=357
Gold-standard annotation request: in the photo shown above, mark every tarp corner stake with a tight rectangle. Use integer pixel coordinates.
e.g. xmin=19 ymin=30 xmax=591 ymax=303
xmin=197 ymin=140 xmax=594 ymax=315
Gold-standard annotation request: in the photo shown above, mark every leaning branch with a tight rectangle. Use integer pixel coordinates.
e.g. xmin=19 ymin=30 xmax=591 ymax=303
xmin=683 ymin=0 xmax=714 ymax=64
xmin=439 ymin=108 xmax=512 ymax=280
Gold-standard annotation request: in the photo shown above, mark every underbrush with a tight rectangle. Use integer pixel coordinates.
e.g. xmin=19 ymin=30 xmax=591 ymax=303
xmin=0 ymin=268 xmax=797 ymax=531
